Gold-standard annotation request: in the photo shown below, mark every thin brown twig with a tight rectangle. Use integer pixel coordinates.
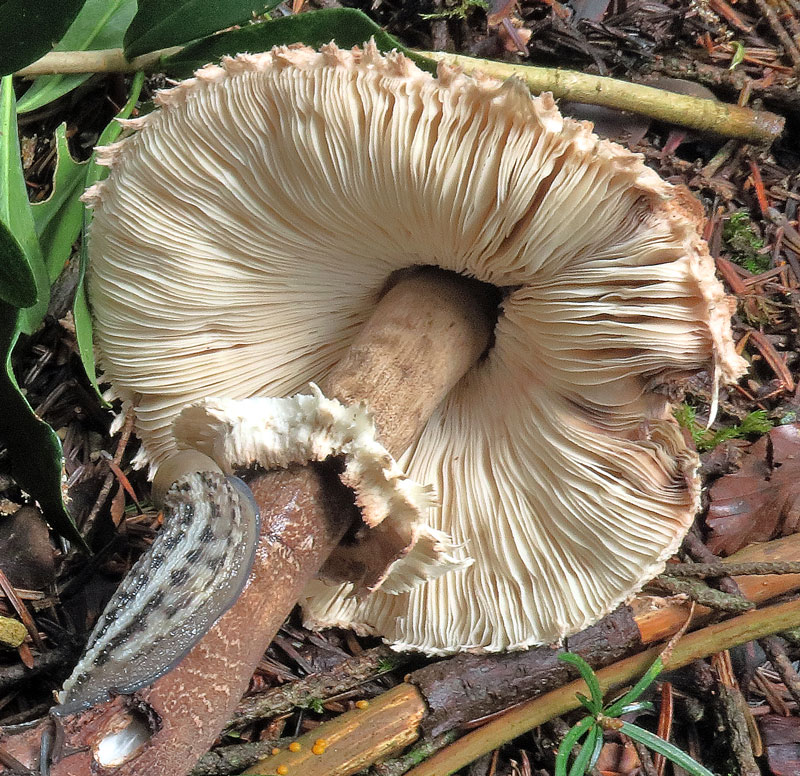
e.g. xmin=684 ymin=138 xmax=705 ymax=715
xmin=0 ymin=569 xmax=44 ymax=651
xmin=753 ymin=0 xmax=800 ymax=67
xmin=663 ymin=561 xmax=800 ymax=577
xmin=653 ymin=576 xmax=755 ymax=612
xmin=759 ymin=635 xmax=800 ymax=709
xmin=80 ymin=412 xmax=135 ymax=533
xmin=653 ymin=682 xmax=673 ymax=776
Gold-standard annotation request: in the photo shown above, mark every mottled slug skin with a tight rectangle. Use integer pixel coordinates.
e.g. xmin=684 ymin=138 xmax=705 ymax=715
xmin=54 ymin=472 xmax=260 ymax=715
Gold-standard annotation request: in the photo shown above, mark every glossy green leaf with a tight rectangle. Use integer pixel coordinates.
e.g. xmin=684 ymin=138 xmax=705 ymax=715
xmin=619 ymin=722 xmax=716 ymax=776
xmin=0 ymin=303 xmax=83 ymax=545
xmin=31 ymin=124 xmax=88 ymax=282
xmin=0 ymin=216 xmax=35 ymax=308
xmin=162 ymin=8 xmax=432 ymax=78
xmin=555 ymin=717 xmax=595 ymax=776
xmin=0 ymin=0 xmax=85 ymax=76
xmin=0 ymin=75 xmax=48 ymax=332
xmin=604 ymin=657 xmax=663 ymax=717
xmin=17 ymin=0 xmax=137 ymax=114
xmin=0 ymin=77 xmax=83 ymax=544
xmin=559 ymin=652 xmax=603 ymax=712
xmin=124 ymin=0 xmax=281 ymax=58
xmin=75 ymin=71 xmax=145 ymax=398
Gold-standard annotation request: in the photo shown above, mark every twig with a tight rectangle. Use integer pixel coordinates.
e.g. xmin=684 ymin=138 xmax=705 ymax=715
xmin=653 ymin=576 xmax=755 ymax=612
xmin=0 ymin=643 xmax=78 ymax=694
xmin=663 ymin=560 xmax=800 ymax=577
xmin=226 ymin=645 xmax=409 ymax=732
xmin=189 ymin=737 xmax=288 ymax=776
xmin=368 ymin=731 xmax=460 ymax=776
xmin=648 ymin=56 xmax=800 ymax=114
xmin=653 ymin=682 xmax=673 ymax=776
xmin=15 ymin=46 xmax=785 ymax=143
xmin=759 ymin=635 xmax=800 ymax=709
xmin=683 ymin=529 xmax=744 ymax=597
xmin=753 ymin=0 xmax=800 ymax=68
xmin=15 ymin=47 xmax=182 ymax=76
xmin=629 ymin=738 xmax=658 ymax=776
xmin=241 ymin=685 xmax=427 ymax=775
xmin=716 ymin=684 xmax=761 ymax=775
xmin=417 ymin=51 xmax=785 ymax=143
xmin=0 ymin=570 xmax=43 ymax=651
xmin=80 ymin=413 xmax=134 ymax=534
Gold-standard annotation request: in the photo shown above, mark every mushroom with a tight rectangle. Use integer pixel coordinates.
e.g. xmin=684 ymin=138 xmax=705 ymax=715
xmin=84 ymin=42 xmax=744 ymax=655
xmin=25 ymin=40 xmax=745 ymax=776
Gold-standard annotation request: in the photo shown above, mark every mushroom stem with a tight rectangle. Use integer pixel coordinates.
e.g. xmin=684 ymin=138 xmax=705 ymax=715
xmin=43 ymin=271 xmax=493 ymax=776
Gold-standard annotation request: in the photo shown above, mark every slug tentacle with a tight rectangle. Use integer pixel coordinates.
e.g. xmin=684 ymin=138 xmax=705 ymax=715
xmin=54 ymin=471 xmax=260 ymax=716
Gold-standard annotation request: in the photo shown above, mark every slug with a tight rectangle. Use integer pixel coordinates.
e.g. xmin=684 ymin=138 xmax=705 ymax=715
xmin=54 ymin=470 xmax=260 ymax=716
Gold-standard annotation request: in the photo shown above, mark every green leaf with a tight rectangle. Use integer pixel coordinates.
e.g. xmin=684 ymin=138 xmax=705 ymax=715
xmin=604 ymin=657 xmax=663 ymax=718
xmin=555 ymin=717 xmax=596 ymax=776
xmin=0 ymin=217 xmax=35 ymax=308
xmin=124 ymin=0 xmax=282 ymax=58
xmin=729 ymin=41 xmax=745 ymax=71
xmin=0 ymin=303 xmax=84 ymax=545
xmin=75 ymin=71 xmax=145 ymax=398
xmin=162 ymin=8 xmax=433 ymax=79
xmin=619 ymin=722 xmax=716 ymax=776
xmin=568 ymin=725 xmax=601 ymax=776
xmin=0 ymin=75 xmax=48 ymax=331
xmin=559 ymin=652 xmax=603 ymax=712
xmin=17 ymin=0 xmax=138 ymax=114
xmin=0 ymin=0 xmax=85 ymax=76
xmin=31 ymin=124 xmax=88 ymax=282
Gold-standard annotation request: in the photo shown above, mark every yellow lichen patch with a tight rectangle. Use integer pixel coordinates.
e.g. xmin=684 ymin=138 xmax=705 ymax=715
xmin=276 ymin=765 xmax=289 ymax=776
xmin=288 ymin=741 xmax=301 ymax=752
xmin=355 ymin=700 xmax=369 ymax=709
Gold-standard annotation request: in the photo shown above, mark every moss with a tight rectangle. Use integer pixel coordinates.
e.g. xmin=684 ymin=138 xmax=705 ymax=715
xmin=420 ymin=0 xmax=488 ymax=21
xmin=722 ymin=212 xmax=769 ymax=275
xmin=674 ymin=404 xmax=773 ymax=451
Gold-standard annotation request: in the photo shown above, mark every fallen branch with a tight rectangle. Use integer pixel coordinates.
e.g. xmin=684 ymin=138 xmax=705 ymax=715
xmin=403 ymin=596 xmax=800 ymax=776
xmin=418 ymin=50 xmax=785 ymax=144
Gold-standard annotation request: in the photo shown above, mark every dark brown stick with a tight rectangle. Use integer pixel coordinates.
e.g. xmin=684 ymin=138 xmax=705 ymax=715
xmin=227 ymin=645 xmax=405 ymax=732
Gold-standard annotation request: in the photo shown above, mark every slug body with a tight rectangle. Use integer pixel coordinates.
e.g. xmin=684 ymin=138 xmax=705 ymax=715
xmin=54 ymin=471 xmax=260 ymax=715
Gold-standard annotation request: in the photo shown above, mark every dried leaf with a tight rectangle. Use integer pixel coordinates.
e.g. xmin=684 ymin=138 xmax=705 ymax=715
xmin=706 ymin=425 xmax=800 ymax=555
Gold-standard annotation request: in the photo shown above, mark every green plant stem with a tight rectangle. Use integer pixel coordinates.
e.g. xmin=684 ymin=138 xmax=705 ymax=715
xmin=15 ymin=45 xmax=784 ymax=144
xmin=418 ymin=50 xmax=784 ymax=143
xmin=15 ymin=46 xmax=182 ymax=75
xmin=404 ymin=596 xmax=800 ymax=776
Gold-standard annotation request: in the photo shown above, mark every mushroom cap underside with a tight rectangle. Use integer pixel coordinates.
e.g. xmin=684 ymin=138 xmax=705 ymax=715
xmin=86 ymin=42 xmax=746 ymax=653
